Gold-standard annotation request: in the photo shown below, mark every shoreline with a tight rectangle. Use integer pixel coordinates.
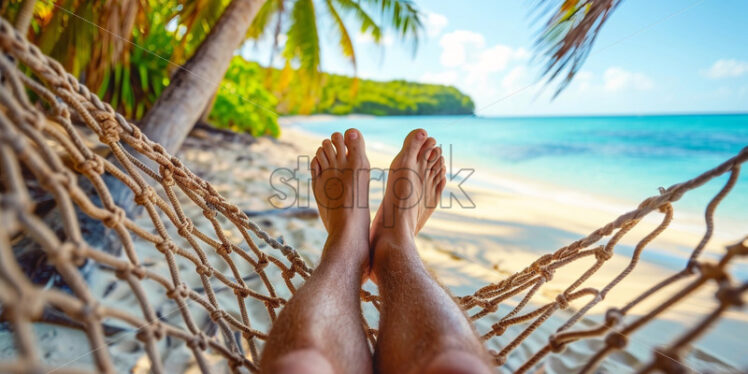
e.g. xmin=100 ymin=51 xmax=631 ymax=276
xmin=280 ymin=121 xmax=747 ymax=370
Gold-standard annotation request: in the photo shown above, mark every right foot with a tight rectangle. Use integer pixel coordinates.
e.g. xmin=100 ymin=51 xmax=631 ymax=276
xmin=370 ymin=129 xmax=446 ymax=276
xmin=311 ymin=129 xmax=371 ymax=266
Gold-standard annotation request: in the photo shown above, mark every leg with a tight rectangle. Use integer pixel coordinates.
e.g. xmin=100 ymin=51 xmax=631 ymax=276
xmin=260 ymin=129 xmax=372 ymax=374
xmin=371 ymin=129 xmax=492 ymax=374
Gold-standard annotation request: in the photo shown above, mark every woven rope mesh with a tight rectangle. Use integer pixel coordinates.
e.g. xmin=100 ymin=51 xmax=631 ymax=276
xmin=0 ymin=16 xmax=746 ymax=374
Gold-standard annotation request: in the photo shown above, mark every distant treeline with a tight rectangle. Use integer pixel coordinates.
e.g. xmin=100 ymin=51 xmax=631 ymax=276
xmin=293 ymin=72 xmax=474 ymax=117
xmin=208 ymin=57 xmax=474 ymax=136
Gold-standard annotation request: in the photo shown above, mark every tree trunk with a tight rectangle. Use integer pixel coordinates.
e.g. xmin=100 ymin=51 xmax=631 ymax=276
xmin=138 ymin=0 xmax=265 ymax=154
xmin=14 ymin=0 xmax=35 ymax=33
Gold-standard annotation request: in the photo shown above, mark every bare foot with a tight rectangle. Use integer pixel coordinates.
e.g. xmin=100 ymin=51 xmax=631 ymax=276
xmin=370 ymin=129 xmax=446 ymax=278
xmin=311 ymin=129 xmax=371 ymax=267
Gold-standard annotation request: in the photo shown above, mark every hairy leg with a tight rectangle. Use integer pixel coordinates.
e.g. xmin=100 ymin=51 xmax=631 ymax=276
xmin=260 ymin=129 xmax=372 ymax=374
xmin=371 ymin=129 xmax=491 ymax=374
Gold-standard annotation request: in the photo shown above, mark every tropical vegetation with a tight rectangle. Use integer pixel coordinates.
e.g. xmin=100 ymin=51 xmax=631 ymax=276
xmin=1 ymin=0 xmax=620 ymax=148
xmin=208 ymin=57 xmax=474 ymax=136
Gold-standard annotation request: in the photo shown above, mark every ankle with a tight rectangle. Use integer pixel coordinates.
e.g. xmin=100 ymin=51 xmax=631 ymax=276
xmin=371 ymin=233 xmax=421 ymax=276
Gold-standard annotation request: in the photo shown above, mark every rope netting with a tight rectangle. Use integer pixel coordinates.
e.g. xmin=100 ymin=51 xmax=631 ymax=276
xmin=0 ymin=16 xmax=746 ymax=374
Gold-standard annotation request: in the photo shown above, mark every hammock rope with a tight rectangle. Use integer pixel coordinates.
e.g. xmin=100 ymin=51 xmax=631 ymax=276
xmin=0 ymin=16 xmax=745 ymax=374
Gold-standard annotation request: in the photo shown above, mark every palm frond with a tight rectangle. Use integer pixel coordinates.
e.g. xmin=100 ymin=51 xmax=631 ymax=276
xmin=246 ymin=0 xmax=283 ymax=39
xmin=325 ymin=0 xmax=356 ymax=71
xmin=362 ymin=0 xmax=422 ymax=49
xmin=283 ymin=0 xmax=320 ymax=77
xmin=535 ymin=0 xmax=621 ymax=96
xmin=333 ymin=0 xmax=382 ymax=43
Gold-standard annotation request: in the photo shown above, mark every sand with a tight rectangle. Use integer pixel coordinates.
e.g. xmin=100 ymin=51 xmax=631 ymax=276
xmin=3 ymin=120 xmax=745 ymax=373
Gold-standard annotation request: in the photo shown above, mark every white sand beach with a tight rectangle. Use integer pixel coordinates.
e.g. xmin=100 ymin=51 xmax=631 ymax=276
xmin=4 ymin=121 xmax=744 ymax=373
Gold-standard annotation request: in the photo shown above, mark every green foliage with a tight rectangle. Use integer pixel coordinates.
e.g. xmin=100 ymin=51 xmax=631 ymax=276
xmin=209 ymin=57 xmax=280 ymax=137
xmin=315 ymin=76 xmax=475 ymax=116
xmin=249 ymin=0 xmax=422 ymax=83
xmin=225 ymin=57 xmax=474 ymax=118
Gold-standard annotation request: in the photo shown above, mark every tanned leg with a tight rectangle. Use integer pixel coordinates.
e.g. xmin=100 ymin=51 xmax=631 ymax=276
xmin=260 ymin=129 xmax=372 ymax=374
xmin=370 ymin=129 xmax=492 ymax=374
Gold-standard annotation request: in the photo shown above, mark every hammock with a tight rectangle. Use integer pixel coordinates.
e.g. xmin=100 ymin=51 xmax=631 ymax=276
xmin=0 ymin=16 xmax=746 ymax=374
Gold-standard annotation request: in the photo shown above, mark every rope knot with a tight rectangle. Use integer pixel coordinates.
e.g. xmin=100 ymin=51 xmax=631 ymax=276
xmin=98 ymin=117 xmax=120 ymax=144
xmin=459 ymin=295 xmax=477 ymax=307
xmin=159 ymin=166 xmax=175 ymax=186
xmin=152 ymin=321 xmax=165 ymax=340
xmin=255 ymin=256 xmax=269 ymax=270
xmin=49 ymin=241 xmax=74 ymax=265
xmin=177 ymin=218 xmax=194 ymax=237
xmin=605 ymin=308 xmax=623 ymax=327
xmin=604 ymin=332 xmax=628 ymax=349
xmin=188 ymin=332 xmax=208 ymax=350
xmin=539 ymin=266 xmax=554 ymax=282
xmin=155 ymin=240 xmax=176 ymax=254
xmin=491 ymin=323 xmax=507 ymax=336
xmin=483 ymin=302 xmax=499 ymax=313
xmin=196 ymin=264 xmax=213 ymax=277
xmin=76 ymin=302 xmax=102 ymax=321
xmin=548 ymin=334 xmax=566 ymax=353
xmin=133 ymin=187 xmax=155 ymax=205
xmin=202 ymin=207 xmax=218 ymax=219
xmin=281 ymin=268 xmax=296 ymax=280
xmin=167 ymin=283 xmax=190 ymax=300
xmin=217 ymin=243 xmax=232 ymax=256
xmin=699 ymin=263 xmax=724 ymax=280
xmin=716 ymin=285 xmax=744 ymax=307
xmin=555 ymin=293 xmax=569 ymax=309
xmin=492 ymin=352 xmax=506 ymax=366
xmin=233 ymin=287 xmax=250 ymax=298
xmin=131 ymin=265 xmax=147 ymax=280
xmin=595 ymin=248 xmax=613 ymax=262
xmin=265 ymin=298 xmax=282 ymax=309
xmin=209 ymin=309 xmax=227 ymax=321
xmin=103 ymin=207 xmax=125 ymax=228
xmin=152 ymin=144 xmax=167 ymax=155
xmin=75 ymin=156 xmax=105 ymax=175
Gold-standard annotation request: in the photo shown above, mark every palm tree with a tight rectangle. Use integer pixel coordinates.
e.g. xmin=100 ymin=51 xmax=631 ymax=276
xmin=141 ymin=0 xmax=422 ymax=154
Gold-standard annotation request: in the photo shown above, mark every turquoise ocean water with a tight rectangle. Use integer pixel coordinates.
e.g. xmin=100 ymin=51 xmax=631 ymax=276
xmin=290 ymin=114 xmax=748 ymax=222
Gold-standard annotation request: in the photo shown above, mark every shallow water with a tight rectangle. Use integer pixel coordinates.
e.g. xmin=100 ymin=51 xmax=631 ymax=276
xmin=290 ymin=114 xmax=748 ymax=221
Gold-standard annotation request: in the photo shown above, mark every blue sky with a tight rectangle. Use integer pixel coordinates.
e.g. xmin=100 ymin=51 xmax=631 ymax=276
xmin=242 ymin=0 xmax=748 ymax=116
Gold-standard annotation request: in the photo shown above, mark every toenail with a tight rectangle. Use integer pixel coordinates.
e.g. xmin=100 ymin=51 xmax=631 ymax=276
xmin=417 ymin=131 xmax=425 ymax=139
xmin=348 ymin=131 xmax=358 ymax=140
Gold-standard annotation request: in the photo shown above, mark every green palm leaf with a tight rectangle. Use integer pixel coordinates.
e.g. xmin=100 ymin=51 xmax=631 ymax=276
xmin=325 ymin=0 xmax=356 ymax=71
xmin=283 ymin=0 xmax=320 ymax=77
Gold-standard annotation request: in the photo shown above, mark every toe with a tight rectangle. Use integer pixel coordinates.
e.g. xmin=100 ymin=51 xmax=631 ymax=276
xmin=401 ymin=128 xmax=428 ymax=159
xmin=322 ymin=139 xmax=336 ymax=164
xmin=316 ymin=147 xmax=329 ymax=168
xmin=311 ymin=157 xmax=321 ymax=178
xmin=418 ymin=137 xmax=437 ymax=162
xmin=344 ymin=128 xmax=367 ymax=162
xmin=331 ymin=132 xmax=346 ymax=160
xmin=428 ymin=146 xmax=442 ymax=165
xmin=431 ymin=156 xmax=445 ymax=175
xmin=436 ymin=174 xmax=447 ymax=194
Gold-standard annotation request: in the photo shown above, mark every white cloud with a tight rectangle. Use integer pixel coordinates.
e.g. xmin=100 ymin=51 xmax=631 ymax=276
xmin=439 ymin=30 xmax=485 ymax=67
xmin=420 ymin=71 xmax=459 ymax=86
xmin=468 ymin=45 xmax=529 ymax=74
xmin=501 ymin=66 xmax=529 ymax=92
xmin=603 ymin=67 xmax=654 ymax=92
xmin=704 ymin=59 xmax=748 ymax=79
xmin=574 ymin=70 xmax=594 ymax=92
xmin=424 ymin=12 xmax=448 ymax=37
